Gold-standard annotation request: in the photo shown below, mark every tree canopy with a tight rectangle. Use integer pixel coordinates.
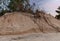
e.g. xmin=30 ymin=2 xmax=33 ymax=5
xmin=8 ymin=0 xmax=30 ymax=12
xmin=0 ymin=0 xmax=31 ymax=16
xmin=0 ymin=0 xmax=38 ymax=16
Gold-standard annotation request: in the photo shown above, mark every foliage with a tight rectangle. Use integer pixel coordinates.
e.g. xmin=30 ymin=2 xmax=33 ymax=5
xmin=0 ymin=9 xmax=7 ymax=16
xmin=8 ymin=0 xmax=30 ymax=12
xmin=55 ymin=6 xmax=60 ymax=19
xmin=55 ymin=15 xmax=60 ymax=19
xmin=0 ymin=0 xmax=30 ymax=16
xmin=0 ymin=0 xmax=41 ymax=17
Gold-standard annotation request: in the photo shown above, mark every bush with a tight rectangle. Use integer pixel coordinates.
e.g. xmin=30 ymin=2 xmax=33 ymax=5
xmin=0 ymin=10 xmax=7 ymax=16
xmin=55 ymin=15 xmax=60 ymax=19
xmin=55 ymin=6 xmax=60 ymax=19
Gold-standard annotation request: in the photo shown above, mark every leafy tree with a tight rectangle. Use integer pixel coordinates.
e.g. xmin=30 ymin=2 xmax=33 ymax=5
xmin=55 ymin=6 xmax=60 ymax=19
xmin=0 ymin=0 xmax=30 ymax=16
xmin=0 ymin=0 xmax=40 ymax=16
xmin=8 ymin=0 xmax=30 ymax=12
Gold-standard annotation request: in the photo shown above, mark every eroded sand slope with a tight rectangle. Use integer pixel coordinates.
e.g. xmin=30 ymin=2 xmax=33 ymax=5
xmin=0 ymin=12 xmax=60 ymax=35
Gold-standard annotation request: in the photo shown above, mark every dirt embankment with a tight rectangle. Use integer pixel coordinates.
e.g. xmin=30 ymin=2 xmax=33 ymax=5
xmin=0 ymin=12 xmax=60 ymax=35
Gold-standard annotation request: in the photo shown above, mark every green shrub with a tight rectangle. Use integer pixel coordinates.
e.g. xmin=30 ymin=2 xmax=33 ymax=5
xmin=55 ymin=6 xmax=60 ymax=19
xmin=0 ymin=9 xmax=7 ymax=16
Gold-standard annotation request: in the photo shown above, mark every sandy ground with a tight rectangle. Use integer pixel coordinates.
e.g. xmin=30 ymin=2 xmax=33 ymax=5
xmin=0 ymin=33 xmax=60 ymax=41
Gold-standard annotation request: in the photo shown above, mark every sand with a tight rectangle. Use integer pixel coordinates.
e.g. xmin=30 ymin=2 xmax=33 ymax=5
xmin=0 ymin=33 xmax=60 ymax=41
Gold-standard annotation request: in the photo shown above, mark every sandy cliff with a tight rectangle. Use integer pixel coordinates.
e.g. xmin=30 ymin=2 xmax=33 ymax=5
xmin=0 ymin=12 xmax=60 ymax=35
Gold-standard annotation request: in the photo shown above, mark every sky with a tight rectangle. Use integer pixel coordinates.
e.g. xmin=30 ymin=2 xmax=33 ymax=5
xmin=0 ymin=0 xmax=60 ymax=16
xmin=30 ymin=0 xmax=60 ymax=16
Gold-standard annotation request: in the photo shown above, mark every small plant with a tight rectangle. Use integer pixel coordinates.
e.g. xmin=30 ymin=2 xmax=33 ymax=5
xmin=0 ymin=9 xmax=8 ymax=16
xmin=55 ymin=15 xmax=60 ymax=19
xmin=33 ymin=9 xmax=41 ymax=19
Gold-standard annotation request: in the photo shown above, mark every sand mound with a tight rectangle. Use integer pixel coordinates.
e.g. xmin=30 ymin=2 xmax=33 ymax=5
xmin=0 ymin=12 xmax=60 ymax=35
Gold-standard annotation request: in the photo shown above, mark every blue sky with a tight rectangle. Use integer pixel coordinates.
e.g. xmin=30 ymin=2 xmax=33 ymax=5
xmin=30 ymin=0 xmax=60 ymax=16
